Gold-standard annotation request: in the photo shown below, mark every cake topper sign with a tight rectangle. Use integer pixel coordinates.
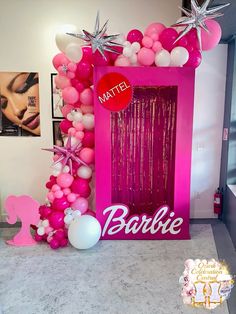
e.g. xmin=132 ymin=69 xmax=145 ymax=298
xmin=102 ymin=205 xmax=183 ymax=237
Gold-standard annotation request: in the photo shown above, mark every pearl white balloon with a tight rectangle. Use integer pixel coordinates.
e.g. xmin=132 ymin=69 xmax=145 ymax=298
xmin=37 ymin=227 xmax=45 ymax=236
xmin=68 ymin=215 xmax=101 ymax=249
xmin=42 ymin=219 xmax=49 ymax=227
xmin=123 ymin=41 xmax=131 ymax=47
xmin=155 ymin=49 xmax=171 ymax=67
xmin=82 ymin=113 xmax=94 ymax=130
xmin=123 ymin=46 xmax=133 ymax=58
xmin=72 ymin=111 xmax=83 ymax=122
xmin=130 ymin=53 xmax=138 ymax=64
xmin=131 ymin=42 xmax=141 ymax=53
xmin=55 ymin=24 xmax=83 ymax=53
xmin=65 ymin=43 xmax=83 ymax=63
xmin=77 ymin=165 xmax=92 ymax=179
xmin=67 ymin=113 xmax=74 ymax=121
xmin=64 ymin=136 xmax=80 ymax=146
xmin=170 ymin=47 xmax=189 ymax=66
xmin=62 ymin=165 xmax=70 ymax=173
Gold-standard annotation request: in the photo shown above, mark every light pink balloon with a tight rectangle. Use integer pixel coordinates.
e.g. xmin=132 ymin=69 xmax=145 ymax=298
xmin=67 ymin=193 xmax=77 ymax=203
xmin=54 ymin=75 xmax=71 ymax=89
xmin=137 ymin=47 xmax=155 ymax=66
xmin=52 ymin=53 xmax=68 ymax=70
xmin=56 ymin=173 xmax=74 ymax=188
xmin=61 ymin=104 xmax=74 ymax=118
xmin=114 ymin=55 xmax=131 ymax=66
xmin=79 ymin=148 xmax=95 ymax=164
xmin=62 ymin=87 xmax=79 ymax=104
xmin=152 ymin=41 xmax=163 ymax=53
xmin=71 ymin=197 xmax=88 ymax=214
xmin=80 ymin=88 xmax=93 ymax=106
xmin=142 ymin=36 xmax=153 ymax=48
xmin=201 ymin=20 xmax=222 ymax=51
xmin=145 ymin=23 xmax=166 ymax=36
xmin=80 ymin=105 xmax=94 ymax=114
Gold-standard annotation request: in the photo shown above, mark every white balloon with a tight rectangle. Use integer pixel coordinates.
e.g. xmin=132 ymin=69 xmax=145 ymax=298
xmin=123 ymin=46 xmax=133 ymax=58
xmin=67 ymin=113 xmax=74 ymax=121
xmin=130 ymin=53 xmax=138 ymax=65
xmin=52 ymin=169 xmax=60 ymax=177
xmin=115 ymin=33 xmax=126 ymax=44
xmin=64 ymin=136 xmax=80 ymax=146
xmin=65 ymin=43 xmax=83 ymax=63
xmin=82 ymin=113 xmax=94 ymax=130
xmin=55 ymin=24 xmax=83 ymax=53
xmin=53 ymin=162 xmax=62 ymax=170
xmin=155 ymin=50 xmax=171 ymax=67
xmin=68 ymin=215 xmax=101 ymax=249
xmin=131 ymin=42 xmax=141 ymax=53
xmin=42 ymin=219 xmax=49 ymax=227
xmin=63 ymin=165 xmax=70 ymax=173
xmin=123 ymin=40 xmax=131 ymax=47
xmin=37 ymin=227 xmax=45 ymax=236
xmin=170 ymin=47 xmax=189 ymax=66
xmin=72 ymin=111 xmax=83 ymax=122
xmin=77 ymin=165 xmax=92 ymax=179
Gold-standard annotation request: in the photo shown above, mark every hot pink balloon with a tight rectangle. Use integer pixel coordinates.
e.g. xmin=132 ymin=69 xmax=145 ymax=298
xmin=82 ymin=46 xmax=93 ymax=63
xmin=49 ymin=238 xmax=60 ymax=249
xmin=71 ymin=197 xmax=88 ymax=214
xmin=187 ymin=29 xmax=200 ymax=50
xmin=145 ymin=23 xmax=166 ymax=36
xmin=86 ymin=210 xmax=96 ymax=217
xmin=76 ymin=61 xmax=92 ymax=80
xmin=61 ymin=104 xmax=74 ymax=118
xmin=59 ymin=119 xmax=73 ymax=134
xmin=201 ymin=19 xmax=222 ymax=51
xmin=159 ymin=28 xmax=178 ymax=51
xmin=54 ymin=229 xmax=65 ymax=241
xmin=57 ymin=173 xmax=74 ymax=188
xmin=137 ymin=47 xmax=155 ymax=66
xmin=62 ymin=87 xmax=79 ymax=104
xmin=80 ymin=88 xmax=93 ymax=106
xmin=185 ymin=50 xmax=202 ymax=68
xmin=52 ymin=196 xmax=70 ymax=211
xmin=127 ymin=29 xmax=143 ymax=44
xmin=70 ymin=178 xmax=91 ymax=197
xmin=60 ymin=238 xmax=68 ymax=247
xmin=39 ymin=205 xmax=52 ymax=219
xmin=49 ymin=211 xmax=65 ymax=229
xmin=82 ymin=131 xmax=95 ymax=148
xmin=93 ymin=50 xmax=110 ymax=66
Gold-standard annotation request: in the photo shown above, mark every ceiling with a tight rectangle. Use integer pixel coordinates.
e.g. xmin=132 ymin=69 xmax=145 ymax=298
xmin=183 ymin=0 xmax=236 ymax=42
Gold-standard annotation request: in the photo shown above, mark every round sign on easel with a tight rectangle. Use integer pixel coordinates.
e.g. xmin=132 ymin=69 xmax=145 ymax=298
xmin=96 ymin=72 xmax=132 ymax=112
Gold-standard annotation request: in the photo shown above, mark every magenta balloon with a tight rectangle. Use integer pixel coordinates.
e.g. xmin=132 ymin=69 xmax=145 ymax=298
xmin=159 ymin=28 xmax=178 ymax=51
xmin=187 ymin=29 xmax=200 ymax=50
xmin=49 ymin=211 xmax=65 ymax=229
xmin=52 ymin=196 xmax=70 ymax=211
xmin=70 ymin=178 xmax=91 ymax=197
xmin=82 ymin=131 xmax=95 ymax=148
xmin=49 ymin=238 xmax=60 ymax=249
xmin=59 ymin=119 xmax=73 ymax=134
xmin=185 ymin=50 xmax=202 ymax=68
xmin=201 ymin=20 xmax=222 ymax=51
xmin=39 ymin=205 xmax=52 ymax=219
xmin=176 ymin=36 xmax=189 ymax=48
xmin=127 ymin=29 xmax=143 ymax=44
xmin=93 ymin=50 xmax=110 ymax=66
xmin=76 ymin=61 xmax=92 ymax=80
xmin=82 ymin=46 xmax=93 ymax=63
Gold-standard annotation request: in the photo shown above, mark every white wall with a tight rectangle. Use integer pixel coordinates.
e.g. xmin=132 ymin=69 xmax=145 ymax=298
xmin=191 ymin=45 xmax=228 ymax=218
xmin=0 ymin=0 xmax=227 ymax=219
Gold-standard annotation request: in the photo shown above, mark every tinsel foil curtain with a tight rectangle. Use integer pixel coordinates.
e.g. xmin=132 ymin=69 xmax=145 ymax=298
xmin=111 ymin=86 xmax=177 ymax=216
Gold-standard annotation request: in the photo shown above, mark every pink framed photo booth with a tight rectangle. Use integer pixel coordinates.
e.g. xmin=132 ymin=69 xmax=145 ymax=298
xmin=94 ymin=67 xmax=195 ymax=240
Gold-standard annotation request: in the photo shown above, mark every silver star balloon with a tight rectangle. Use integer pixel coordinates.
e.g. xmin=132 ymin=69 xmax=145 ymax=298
xmin=173 ymin=0 xmax=230 ymax=50
xmin=67 ymin=12 xmax=123 ymax=59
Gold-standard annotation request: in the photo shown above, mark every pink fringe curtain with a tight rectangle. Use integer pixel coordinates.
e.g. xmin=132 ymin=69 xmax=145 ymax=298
xmin=111 ymin=86 xmax=177 ymax=216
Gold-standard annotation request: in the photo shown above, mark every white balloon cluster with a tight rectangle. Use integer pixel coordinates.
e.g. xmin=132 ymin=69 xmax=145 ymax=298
xmin=64 ymin=208 xmax=81 ymax=225
xmin=155 ymin=47 xmax=189 ymax=67
xmin=55 ymin=24 xmax=83 ymax=63
xmin=51 ymin=162 xmax=70 ymax=177
xmin=123 ymin=41 xmax=141 ymax=65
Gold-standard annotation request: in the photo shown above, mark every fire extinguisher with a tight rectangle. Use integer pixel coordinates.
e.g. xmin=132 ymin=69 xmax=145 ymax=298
xmin=214 ymin=188 xmax=223 ymax=215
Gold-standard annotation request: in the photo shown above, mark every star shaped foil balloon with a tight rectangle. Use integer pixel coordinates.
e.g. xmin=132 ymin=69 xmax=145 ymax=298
xmin=173 ymin=0 xmax=230 ymax=50
xmin=67 ymin=12 xmax=123 ymax=59
xmin=43 ymin=136 xmax=88 ymax=175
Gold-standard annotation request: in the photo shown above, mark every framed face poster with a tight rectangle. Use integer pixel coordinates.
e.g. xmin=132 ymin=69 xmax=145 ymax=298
xmin=51 ymin=73 xmax=64 ymax=119
xmin=94 ymin=66 xmax=195 ymax=240
xmin=0 ymin=72 xmax=40 ymax=136
xmin=52 ymin=121 xmax=63 ymax=147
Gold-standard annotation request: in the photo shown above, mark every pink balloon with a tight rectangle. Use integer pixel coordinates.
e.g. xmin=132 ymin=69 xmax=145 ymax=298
xmin=145 ymin=23 xmax=166 ymax=36
xmin=49 ymin=238 xmax=60 ymax=249
xmin=57 ymin=173 xmax=74 ymax=188
xmin=71 ymin=177 xmax=91 ymax=196
xmin=71 ymin=197 xmax=88 ymax=214
xmin=52 ymin=53 xmax=68 ymax=70
xmin=185 ymin=50 xmax=202 ymax=68
xmin=79 ymin=147 xmax=95 ymax=164
xmin=80 ymin=88 xmax=93 ymax=106
xmin=142 ymin=36 xmax=153 ymax=48
xmin=127 ymin=29 xmax=143 ymax=44
xmin=137 ymin=47 xmax=155 ymax=66
xmin=114 ymin=55 xmax=131 ymax=66
xmin=59 ymin=119 xmax=73 ymax=134
xmin=201 ymin=19 xmax=222 ymax=51
xmin=82 ymin=131 xmax=95 ymax=148
xmin=62 ymin=87 xmax=79 ymax=104
xmin=76 ymin=61 xmax=92 ymax=80
xmin=49 ymin=211 xmax=65 ymax=229
xmin=159 ymin=28 xmax=178 ymax=51
xmin=63 ymin=188 xmax=71 ymax=195
xmin=80 ymin=105 xmax=94 ymax=114
xmin=54 ymin=75 xmax=71 ymax=89
xmin=54 ymin=190 xmax=64 ymax=199
xmin=152 ymin=41 xmax=163 ymax=53
xmin=61 ymin=104 xmax=74 ymax=118
xmin=47 ymin=192 xmax=54 ymax=202
xmin=67 ymin=193 xmax=77 ymax=203
xmin=52 ymin=196 xmax=70 ymax=211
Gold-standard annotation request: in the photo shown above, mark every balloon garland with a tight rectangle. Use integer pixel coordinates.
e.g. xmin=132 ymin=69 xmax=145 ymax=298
xmin=35 ymin=1 xmax=229 ymax=249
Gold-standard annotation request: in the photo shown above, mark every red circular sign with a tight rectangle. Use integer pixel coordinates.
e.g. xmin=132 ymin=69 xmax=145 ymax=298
xmin=96 ymin=72 xmax=132 ymax=112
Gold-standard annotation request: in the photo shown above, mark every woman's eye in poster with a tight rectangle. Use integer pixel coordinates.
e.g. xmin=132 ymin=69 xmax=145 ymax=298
xmin=0 ymin=71 xmax=40 ymax=136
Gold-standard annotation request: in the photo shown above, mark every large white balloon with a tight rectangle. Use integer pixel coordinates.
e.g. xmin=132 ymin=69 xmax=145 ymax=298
xmin=155 ymin=50 xmax=171 ymax=66
xmin=68 ymin=215 xmax=101 ymax=249
xmin=65 ymin=43 xmax=83 ymax=63
xmin=170 ymin=47 xmax=189 ymax=66
xmin=55 ymin=24 xmax=83 ymax=53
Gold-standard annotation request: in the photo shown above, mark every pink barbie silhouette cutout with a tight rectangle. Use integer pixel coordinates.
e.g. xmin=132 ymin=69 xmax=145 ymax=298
xmin=5 ymin=195 xmax=40 ymax=246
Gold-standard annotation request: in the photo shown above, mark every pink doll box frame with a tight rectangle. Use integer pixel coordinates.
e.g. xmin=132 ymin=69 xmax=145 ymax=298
xmin=94 ymin=66 xmax=195 ymax=240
